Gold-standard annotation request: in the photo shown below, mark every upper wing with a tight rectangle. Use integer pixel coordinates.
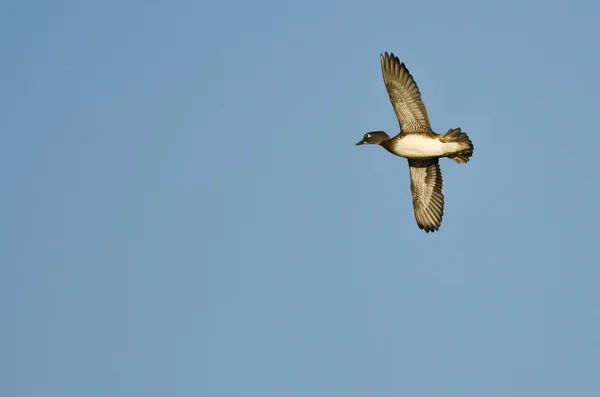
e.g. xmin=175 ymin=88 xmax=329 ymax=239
xmin=380 ymin=52 xmax=432 ymax=133
xmin=408 ymin=159 xmax=444 ymax=232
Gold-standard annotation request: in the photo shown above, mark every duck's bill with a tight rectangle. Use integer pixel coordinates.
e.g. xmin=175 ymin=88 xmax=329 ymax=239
xmin=356 ymin=140 xmax=365 ymax=146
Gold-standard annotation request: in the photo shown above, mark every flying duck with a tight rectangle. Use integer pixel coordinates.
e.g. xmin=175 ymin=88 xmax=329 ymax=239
xmin=356 ymin=52 xmax=474 ymax=232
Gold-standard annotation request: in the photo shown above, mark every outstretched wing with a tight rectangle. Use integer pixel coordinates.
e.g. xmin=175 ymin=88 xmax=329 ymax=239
xmin=380 ymin=52 xmax=432 ymax=133
xmin=408 ymin=159 xmax=444 ymax=232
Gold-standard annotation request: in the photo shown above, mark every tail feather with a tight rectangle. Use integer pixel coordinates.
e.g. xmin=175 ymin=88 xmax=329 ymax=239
xmin=443 ymin=128 xmax=474 ymax=164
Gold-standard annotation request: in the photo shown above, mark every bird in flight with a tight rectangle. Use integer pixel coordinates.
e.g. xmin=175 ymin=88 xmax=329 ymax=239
xmin=356 ymin=52 xmax=474 ymax=233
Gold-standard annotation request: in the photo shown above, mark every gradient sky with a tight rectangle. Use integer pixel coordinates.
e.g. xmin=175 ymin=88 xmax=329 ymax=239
xmin=3 ymin=0 xmax=600 ymax=396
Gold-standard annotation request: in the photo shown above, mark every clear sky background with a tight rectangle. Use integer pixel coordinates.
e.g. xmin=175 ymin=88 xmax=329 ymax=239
xmin=2 ymin=0 xmax=600 ymax=396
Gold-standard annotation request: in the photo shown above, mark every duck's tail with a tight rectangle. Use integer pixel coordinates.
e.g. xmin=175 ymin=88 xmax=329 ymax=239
xmin=442 ymin=128 xmax=474 ymax=164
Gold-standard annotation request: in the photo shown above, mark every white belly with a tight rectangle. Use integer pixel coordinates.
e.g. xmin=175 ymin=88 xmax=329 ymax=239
xmin=391 ymin=134 xmax=462 ymax=158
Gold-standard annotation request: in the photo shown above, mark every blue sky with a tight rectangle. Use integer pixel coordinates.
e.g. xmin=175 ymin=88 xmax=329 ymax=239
xmin=2 ymin=0 xmax=600 ymax=396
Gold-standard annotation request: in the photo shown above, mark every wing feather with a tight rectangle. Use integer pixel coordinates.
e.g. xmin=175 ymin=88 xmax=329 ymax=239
xmin=408 ymin=158 xmax=444 ymax=232
xmin=381 ymin=52 xmax=432 ymax=133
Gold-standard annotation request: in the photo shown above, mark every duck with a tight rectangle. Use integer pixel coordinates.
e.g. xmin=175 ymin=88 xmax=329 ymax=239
xmin=356 ymin=52 xmax=474 ymax=233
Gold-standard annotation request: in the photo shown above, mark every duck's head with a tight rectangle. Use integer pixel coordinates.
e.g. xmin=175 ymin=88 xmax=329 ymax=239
xmin=356 ymin=131 xmax=390 ymax=146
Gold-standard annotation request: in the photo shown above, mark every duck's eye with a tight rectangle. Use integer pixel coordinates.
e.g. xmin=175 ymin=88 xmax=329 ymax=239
xmin=365 ymin=133 xmax=371 ymax=138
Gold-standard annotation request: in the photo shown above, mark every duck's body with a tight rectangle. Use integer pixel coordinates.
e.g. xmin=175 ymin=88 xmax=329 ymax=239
xmin=356 ymin=53 xmax=474 ymax=233
xmin=383 ymin=133 xmax=464 ymax=159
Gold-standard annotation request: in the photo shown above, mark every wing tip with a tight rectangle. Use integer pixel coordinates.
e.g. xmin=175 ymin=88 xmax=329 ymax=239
xmin=418 ymin=220 xmax=442 ymax=233
xmin=417 ymin=216 xmax=443 ymax=233
xmin=380 ymin=52 xmax=402 ymax=67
